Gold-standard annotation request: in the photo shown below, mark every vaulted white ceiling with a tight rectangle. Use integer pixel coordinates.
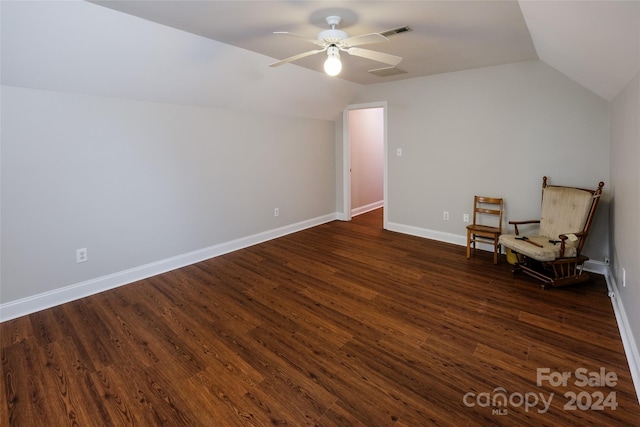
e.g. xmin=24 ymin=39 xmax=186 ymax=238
xmin=520 ymin=1 xmax=639 ymax=101
xmin=92 ymin=0 xmax=639 ymax=101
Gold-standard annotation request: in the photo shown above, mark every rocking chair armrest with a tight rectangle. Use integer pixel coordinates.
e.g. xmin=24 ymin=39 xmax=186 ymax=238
xmin=558 ymin=231 xmax=588 ymax=239
xmin=557 ymin=231 xmax=588 ymax=257
xmin=557 ymin=231 xmax=588 ymax=242
xmin=508 ymin=220 xmax=540 ymax=225
xmin=557 ymin=235 xmax=567 ymax=257
xmin=508 ymin=220 xmax=540 ymax=235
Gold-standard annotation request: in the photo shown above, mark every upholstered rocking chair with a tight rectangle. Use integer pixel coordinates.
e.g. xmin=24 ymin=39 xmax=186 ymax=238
xmin=499 ymin=177 xmax=604 ymax=289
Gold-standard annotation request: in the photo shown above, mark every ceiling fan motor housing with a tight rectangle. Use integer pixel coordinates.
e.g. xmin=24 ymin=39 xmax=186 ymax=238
xmin=318 ymin=15 xmax=347 ymax=43
xmin=318 ymin=29 xmax=348 ymax=43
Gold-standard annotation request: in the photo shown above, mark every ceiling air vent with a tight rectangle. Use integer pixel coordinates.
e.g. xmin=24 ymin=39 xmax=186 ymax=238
xmin=380 ymin=26 xmax=412 ymax=37
xmin=368 ymin=66 xmax=408 ymax=77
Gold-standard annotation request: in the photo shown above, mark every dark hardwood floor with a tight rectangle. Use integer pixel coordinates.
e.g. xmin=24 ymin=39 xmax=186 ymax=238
xmin=2 ymin=208 xmax=639 ymax=426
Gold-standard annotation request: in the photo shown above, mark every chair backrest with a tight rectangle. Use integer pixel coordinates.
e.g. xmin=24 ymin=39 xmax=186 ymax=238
xmin=472 ymin=196 xmax=504 ymax=232
xmin=538 ymin=176 xmax=604 ymax=252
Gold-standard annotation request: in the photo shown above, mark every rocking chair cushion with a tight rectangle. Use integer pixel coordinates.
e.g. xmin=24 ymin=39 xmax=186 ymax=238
xmin=539 ymin=187 xmax=593 ymax=240
xmin=498 ymin=234 xmax=578 ymax=262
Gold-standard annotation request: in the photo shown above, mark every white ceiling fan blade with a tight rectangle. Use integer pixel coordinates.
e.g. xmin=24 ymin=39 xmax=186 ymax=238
xmin=346 ymin=48 xmax=402 ymax=66
xmin=269 ymin=48 xmax=326 ymax=67
xmin=341 ymin=33 xmax=389 ymax=47
xmin=273 ymin=32 xmax=325 ymax=47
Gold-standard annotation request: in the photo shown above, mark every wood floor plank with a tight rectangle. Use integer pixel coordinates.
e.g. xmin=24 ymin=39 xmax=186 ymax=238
xmin=1 ymin=208 xmax=638 ymax=426
xmin=0 ymin=317 xmax=32 ymax=349
xmin=518 ymin=310 xmax=623 ymax=350
xmin=2 ymin=339 xmax=52 ymax=426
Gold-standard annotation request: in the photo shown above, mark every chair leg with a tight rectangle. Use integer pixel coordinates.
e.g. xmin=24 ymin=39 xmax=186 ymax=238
xmin=466 ymin=231 xmax=471 ymax=259
xmin=493 ymin=241 xmax=498 ymax=264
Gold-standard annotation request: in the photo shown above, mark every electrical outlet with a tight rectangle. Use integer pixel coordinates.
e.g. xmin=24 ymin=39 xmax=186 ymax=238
xmin=463 ymin=214 xmax=469 ymax=223
xmin=443 ymin=211 xmax=449 ymax=221
xmin=274 ymin=208 xmax=279 ymax=217
xmin=397 ymin=148 xmax=403 ymax=156
xmin=76 ymin=248 xmax=87 ymax=263
xmin=605 ymin=257 xmax=610 ymax=265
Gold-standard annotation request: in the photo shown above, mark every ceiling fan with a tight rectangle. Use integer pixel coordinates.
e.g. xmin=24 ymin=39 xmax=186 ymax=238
xmin=269 ymin=16 xmax=408 ymax=76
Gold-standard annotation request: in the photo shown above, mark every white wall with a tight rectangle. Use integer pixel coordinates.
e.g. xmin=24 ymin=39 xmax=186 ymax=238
xmin=609 ymin=71 xmax=640 ymax=370
xmin=0 ymin=1 xmax=358 ymax=315
xmin=1 ymin=86 xmax=336 ymax=304
xmin=349 ymin=108 xmax=384 ymax=213
xmin=350 ymin=60 xmax=610 ymax=261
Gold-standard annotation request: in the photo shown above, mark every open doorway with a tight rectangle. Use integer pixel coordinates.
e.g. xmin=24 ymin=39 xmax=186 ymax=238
xmin=342 ymin=101 xmax=387 ymax=228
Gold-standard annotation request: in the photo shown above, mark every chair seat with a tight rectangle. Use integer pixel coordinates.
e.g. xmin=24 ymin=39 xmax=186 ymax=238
xmin=467 ymin=224 xmax=500 ymax=236
xmin=499 ymin=234 xmax=577 ymax=262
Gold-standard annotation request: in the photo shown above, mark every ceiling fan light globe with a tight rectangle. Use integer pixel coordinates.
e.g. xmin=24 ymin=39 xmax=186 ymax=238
xmin=324 ymin=56 xmax=342 ymax=76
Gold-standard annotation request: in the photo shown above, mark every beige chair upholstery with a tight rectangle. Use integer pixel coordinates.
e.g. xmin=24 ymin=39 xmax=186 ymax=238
xmin=499 ymin=177 xmax=604 ymax=289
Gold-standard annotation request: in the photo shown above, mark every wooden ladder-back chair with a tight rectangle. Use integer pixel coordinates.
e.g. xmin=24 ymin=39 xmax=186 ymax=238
xmin=466 ymin=196 xmax=504 ymax=264
xmin=499 ymin=176 xmax=604 ymax=289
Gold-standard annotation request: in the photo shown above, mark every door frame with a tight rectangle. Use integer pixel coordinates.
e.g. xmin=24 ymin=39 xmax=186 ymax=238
xmin=341 ymin=101 xmax=388 ymax=228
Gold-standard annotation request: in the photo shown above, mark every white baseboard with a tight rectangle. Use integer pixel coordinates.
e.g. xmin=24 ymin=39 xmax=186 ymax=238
xmin=0 ymin=213 xmax=338 ymax=322
xmin=604 ymin=268 xmax=640 ymax=404
xmin=584 ymin=259 xmax=608 ymax=275
xmin=386 ymin=221 xmax=467 ymax=246
xmin=386 ymin=221 xmax=498 ymax=254
xmin=351 ymin=200 xmax=384 ymax=217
